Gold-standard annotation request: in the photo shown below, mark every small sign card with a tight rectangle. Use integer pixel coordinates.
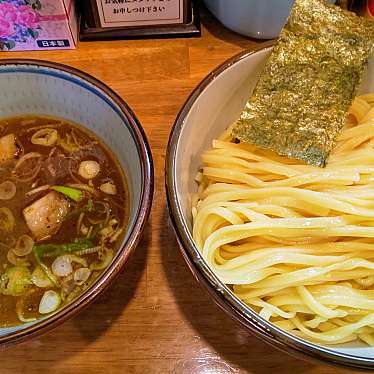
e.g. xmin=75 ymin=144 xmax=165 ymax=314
xmin=80 ymin=0 xmax=200 ymax=40
xmin=97 ymin=0 xmax=185 ymax=28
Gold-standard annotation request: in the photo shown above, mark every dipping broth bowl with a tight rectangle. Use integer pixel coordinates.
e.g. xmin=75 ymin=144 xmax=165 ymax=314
xmin=0 ymin=59 xmax=153 ymax=346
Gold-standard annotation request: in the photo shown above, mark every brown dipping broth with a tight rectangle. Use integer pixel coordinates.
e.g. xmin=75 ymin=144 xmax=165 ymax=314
xmin=0 ymin=115 xmax=129 ymax=326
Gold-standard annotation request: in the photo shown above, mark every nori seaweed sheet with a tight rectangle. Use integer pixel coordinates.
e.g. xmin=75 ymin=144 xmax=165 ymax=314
xmin=232 ymin=0 xmax=374 ymax=167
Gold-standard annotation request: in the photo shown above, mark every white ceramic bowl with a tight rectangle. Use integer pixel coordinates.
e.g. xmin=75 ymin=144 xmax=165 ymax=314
xmin=166 ymin=43 xmax=374 ymax=369
xmin=0 ymin=59 xmax=153 ymax=346
xmin=203 ymin=0 xmax=294 ymax=39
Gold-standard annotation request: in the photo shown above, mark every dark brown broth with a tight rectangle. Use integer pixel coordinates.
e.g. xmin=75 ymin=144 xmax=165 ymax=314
xmin=0 ymin=115 xmax=129 ymax=326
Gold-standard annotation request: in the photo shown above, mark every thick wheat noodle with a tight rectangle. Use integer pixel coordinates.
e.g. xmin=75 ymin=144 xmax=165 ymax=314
xmin=192 ymin=94 xmax=374 ymax=346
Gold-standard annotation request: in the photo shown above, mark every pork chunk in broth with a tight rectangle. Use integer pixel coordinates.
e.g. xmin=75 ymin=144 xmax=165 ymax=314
xmin=0 ymin=115 xmax=129 ymax=326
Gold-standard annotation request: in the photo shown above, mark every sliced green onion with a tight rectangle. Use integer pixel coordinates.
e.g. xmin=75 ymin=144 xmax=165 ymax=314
xmin=33 ymin=249 xmax=59 ymax=287
xmin=31 ymin=266 xmax=54 ymax=288
xmin=32 ymin=239 xmax=93 ymax=287
xmin=0 ymin=267 xmax=32 ymax=296
xmin=87 ymin=198 xmax=94 ymax=212
xmin=51 ymin=186 xmax=82 ymax=202
xmin=33 ymin=238 xmax=93 ymax=258
xmin=39 ymin=290 xmax=61 ymax=314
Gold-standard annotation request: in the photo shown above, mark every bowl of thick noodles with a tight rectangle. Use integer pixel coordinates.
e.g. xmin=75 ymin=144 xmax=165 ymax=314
xmin=166 ymin=43 xmax=374 ymax=369
xmin=0 ymin=59 xmax=153 ymax=346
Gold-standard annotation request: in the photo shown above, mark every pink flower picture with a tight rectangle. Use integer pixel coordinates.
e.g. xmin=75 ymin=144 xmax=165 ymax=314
xmin=0 ymin=0 xmax=42 ymax=50
xmin=0 ymin=19 xmax=14 ymax=39
xmin=0 ymin=3 xmax=17 ymax=38
xmin=17 ymin=5 xmax=40 ymax=28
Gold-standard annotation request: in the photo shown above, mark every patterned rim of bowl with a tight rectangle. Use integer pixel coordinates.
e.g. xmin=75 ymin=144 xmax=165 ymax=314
xmin=165 ymin=42 xmax=374 ymax=370
xmin=0 ymin=59 xmax=154 ymax=347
